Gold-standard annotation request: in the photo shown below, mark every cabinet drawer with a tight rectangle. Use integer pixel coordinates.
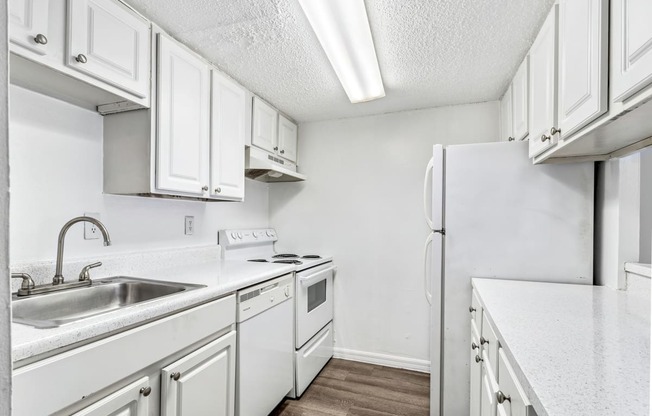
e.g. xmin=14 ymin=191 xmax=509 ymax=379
xmin=497 ymin=348 xmax=534 ymax=416
xmin=481 ymin=313 xmax=499 ymax=373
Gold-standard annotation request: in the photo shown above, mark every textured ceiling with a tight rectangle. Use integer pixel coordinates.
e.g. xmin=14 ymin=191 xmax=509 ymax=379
xmin=127 ymin=0 xmax=555 ymax=122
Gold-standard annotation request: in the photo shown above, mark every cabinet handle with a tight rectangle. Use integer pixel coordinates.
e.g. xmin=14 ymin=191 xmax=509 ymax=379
xmin=202 ymin=185 xmax=209 ymax=192
xmin=497 ymin=390 xmax=511 ymax=404
xmin=139 ymin=387 xmax=152 ymax=397
xmin=479 ymin=336 xmax=489 ymax=345
xmin=215 ymin=187 xmax=221 ymax=193
xmin=34 ymin=34 xmax=48 ymax=45
xmin=471 ymin=342 xmax=479 ymax=350
xmin=469 ymin=306 xmax=476 ymax=313
xmin=541 ymin=134 xmax=550 ymax=142
xmin=273 ymin=146 xmax=279 ymax=151
xmin=75 ymin=54 xmax=88 ymax=64
xmin=550 ymin=126 xmax=561 ymax=136
xmin=474 ymin=355 xmax=483 ymax=363
xmin=508 ymin=137 xmax=515 ymax=142
xmin=171 ymin=372 xmax=181 ymax=381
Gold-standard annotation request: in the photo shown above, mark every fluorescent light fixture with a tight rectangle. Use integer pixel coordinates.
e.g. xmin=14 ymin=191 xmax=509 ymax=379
xmin=298 ymin=0 xmax=385 ymax=103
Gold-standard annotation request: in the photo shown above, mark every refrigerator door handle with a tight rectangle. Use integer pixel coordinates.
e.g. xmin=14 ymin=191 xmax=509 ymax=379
xmin=424 ymin=157 xmax=434 ymax=229
xmin=424 ymin=232 xmax=434 ymax=305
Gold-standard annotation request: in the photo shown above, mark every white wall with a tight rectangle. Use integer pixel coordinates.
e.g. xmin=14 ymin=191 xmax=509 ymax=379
xmin=640 ymin=147 xmax=651 ymax=263
xmin=0 ymin=1 xmax=12 ymax=412
xmin=9 ymin=86 xmax=269 ymax=267
xmin=269 ymin=102 xmax=499 ymax=367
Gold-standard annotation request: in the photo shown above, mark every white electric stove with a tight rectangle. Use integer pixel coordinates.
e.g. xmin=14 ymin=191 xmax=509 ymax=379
xmin=219 ymin=229 xmax=335 ymax=400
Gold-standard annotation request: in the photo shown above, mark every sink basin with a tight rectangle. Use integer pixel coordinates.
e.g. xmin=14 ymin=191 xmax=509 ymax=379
xmin=12 ymin=277 xmax=206 ymax=328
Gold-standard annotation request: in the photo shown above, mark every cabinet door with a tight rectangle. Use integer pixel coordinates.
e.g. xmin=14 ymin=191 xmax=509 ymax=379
xmin=480 ymin=351 xmax=498 ymax=416
xmin=611 ymin=0 xmax=652 ymax=101
xmin=210 ymin=71 xmax=246 ymax=200
xmin=278 ymin=114 xmax=298 ymax=163
xmin=156 ymin=33 xmax=210 ymax=196
xmin=528 ymin=5 xmax=559 ymax=158
xmin=470 ymin=327 xmax=482 ymax=416
xmin=252 ymin=97 xmax=278 ymax=153
xmin=497 ymin=349 xmax=534 ymax=416
xmin=558 ymin=0 xmax=608 ymax=137
xmin=500 ymin=86 xmax=513 ymax=141
xmin=67 ymin=0 xmax=150 ymax=99
xmin=511 ymin=57 xmax=529 ymax=141
xmin=72 ymin=377 xmax=150 ymax=416
xmin=9 ymin=0 xmax=50 ymax=55
xmin=161 ymin=331 xmax=236 ymax=416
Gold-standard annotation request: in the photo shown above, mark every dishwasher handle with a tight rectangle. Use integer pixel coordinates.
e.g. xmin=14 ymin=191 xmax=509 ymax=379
xmin=299 ymin=266 xmax=337 ymax=287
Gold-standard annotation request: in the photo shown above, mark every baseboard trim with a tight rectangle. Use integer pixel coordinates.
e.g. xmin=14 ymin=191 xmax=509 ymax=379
xmin=333 ymin=347 xmax=431 ymax=373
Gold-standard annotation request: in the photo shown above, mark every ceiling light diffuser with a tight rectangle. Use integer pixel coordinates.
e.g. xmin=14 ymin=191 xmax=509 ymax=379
xmin=298 ymin=0 xmax=385 ymax=103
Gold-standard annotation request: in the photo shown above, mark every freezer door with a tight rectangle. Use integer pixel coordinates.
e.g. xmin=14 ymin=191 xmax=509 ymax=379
xmin=431 ymin=145 xmax=445 ymax=232
xmin=440 ymin=141 xmax=594 ymax=416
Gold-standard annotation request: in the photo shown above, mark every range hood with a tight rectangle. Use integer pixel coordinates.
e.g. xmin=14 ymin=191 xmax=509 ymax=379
xmin=245 ymin=146 xmax=307 ymax=183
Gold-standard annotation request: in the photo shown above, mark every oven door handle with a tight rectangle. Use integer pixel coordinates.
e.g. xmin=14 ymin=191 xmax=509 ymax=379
xmin=299 ymin=266 xmax=337 ymax=287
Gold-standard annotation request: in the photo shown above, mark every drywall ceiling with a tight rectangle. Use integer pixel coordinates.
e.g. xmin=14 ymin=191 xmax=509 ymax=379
xmin=127 ymin=0 xmax=555 ymax=123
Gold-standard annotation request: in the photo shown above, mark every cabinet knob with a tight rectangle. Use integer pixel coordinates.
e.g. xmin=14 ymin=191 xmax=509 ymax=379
xmin=474 ymin=355 xmax=483 ymax=363
xmin=139 ymin=386 xmax=152 ymax=397
xmin=75 ymin=54 xmax=88 ymax=64
xmin=550 ymin=126 xmax=561 ymax=136
xmin=273 ymin=146 xmax=279 ymax=151
xmin=508 ymin=137 xmax=515 ymax=142
xmin=171 ymin=372 xmax=181 ymax=381
xmin=541 ymin=134 xmax=551 ymax=142
xmin=215 ymin=187 xmax=221 ymax=193
xmin=497 ymin=390 xmax=511 ymax=404
xmin=202 ymin=185 xmax=209 ymax=192
xmin=469 ymin=306 xmax=476 ymax=313
xmin=280 ymin=149 xmax=285 ymax=154
xmin=479 ymin=336 xmax=489 ymax=345
xmin=34 ymin=34 xmax=48 ymax=45
xmin=471 ymin=342 xmax=479 ymax=350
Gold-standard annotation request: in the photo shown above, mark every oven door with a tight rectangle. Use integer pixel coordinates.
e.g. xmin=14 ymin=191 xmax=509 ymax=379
xmin=295 ymin=262 xmax=335 ymax=348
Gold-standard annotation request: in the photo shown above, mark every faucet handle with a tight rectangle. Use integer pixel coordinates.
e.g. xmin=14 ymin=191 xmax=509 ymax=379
xmin=79 ymin=262 xmax=102 ymax=281
xmin=11 ymin=273 xmax=36 ymax=290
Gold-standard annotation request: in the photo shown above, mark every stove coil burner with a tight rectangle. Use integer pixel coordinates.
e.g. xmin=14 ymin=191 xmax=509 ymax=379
xmin=273 ymin=260 xmax=304 ymax=265
xmin=248 ymin=259 xmax=269 ymax=263
xmin=301 ymin=255 xmax=322 ymax=259
xmin=273 ymin=254 xmax=299 ymax=259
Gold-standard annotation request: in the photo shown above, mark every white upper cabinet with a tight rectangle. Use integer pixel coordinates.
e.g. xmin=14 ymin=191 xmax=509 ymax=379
xmin=278 ymin=114 xmax=298 ymax=163
xmin=67 ymin=0 xmax=150 ymax=99
xmin=500 ymin=86 xmax=514 ymax=142
xmin=557 ymin=0 xmax=608 ymax=137
xmin=9 ymin=0 xmax=50 ymax=55
xmin=511 ymin=57 xmax=529 ymax=141
xmin=252 ymin=97 xmax=278 ymax=153
xmin=528 ymin=5 xmax=559 ymax=158
xmin=161 ymin=332 xmax=236 ymax=416
xmin=611 ymin=0 xmax=652 ymax=102
xmin=156 ymin=33 xmax=210 ymax=196
xmin=211 ymin=71 xmax=246 ymax=201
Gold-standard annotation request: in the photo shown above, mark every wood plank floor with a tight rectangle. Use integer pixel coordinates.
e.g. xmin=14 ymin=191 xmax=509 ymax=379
xmin=270 ymin=359 xmax=430 ymax=416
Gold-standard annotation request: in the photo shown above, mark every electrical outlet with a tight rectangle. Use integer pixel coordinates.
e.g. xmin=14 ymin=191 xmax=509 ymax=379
xmin=185 ymin=216 xmax=194 ymax=235
xmin=84 ymin=212 xmax=101 ymax=240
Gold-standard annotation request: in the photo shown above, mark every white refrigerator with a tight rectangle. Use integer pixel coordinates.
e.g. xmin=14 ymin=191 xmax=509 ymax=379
xmin=423 ymin=142 xmax=594 ymax=415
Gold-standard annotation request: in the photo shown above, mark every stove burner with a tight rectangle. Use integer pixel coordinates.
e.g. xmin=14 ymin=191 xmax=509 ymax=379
xmin=248 ymin=259 xmax=269 ymax=263
xmin=273 ymin=254 xmax=299 ymax=259
xmin=273 ymin=260 xmax=304 ymax=265
xmin=301 ymin=255 xmax=322 ymax=259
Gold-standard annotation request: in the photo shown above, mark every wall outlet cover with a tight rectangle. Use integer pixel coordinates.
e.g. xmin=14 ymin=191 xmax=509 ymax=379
xmin=84 ymin=212 xmax=101 ymax=240
xmin=185 ymin=216 xmax=194 ymax=235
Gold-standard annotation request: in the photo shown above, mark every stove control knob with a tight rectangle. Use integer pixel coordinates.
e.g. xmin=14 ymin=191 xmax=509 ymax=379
xmin=253 ymin=232 xmax=259 ymax=238
xmin=270 ymin=296 xmax=274 ymax=303
xmin=238 ymin=233 xmax=243 ymax=239
xmin=266 ymin=230 xmax=273 ymax=237
xmin=284 ymin=287 xmax=290 ymax=297
xmin=231 ymin=232 xmax=237 ymax=239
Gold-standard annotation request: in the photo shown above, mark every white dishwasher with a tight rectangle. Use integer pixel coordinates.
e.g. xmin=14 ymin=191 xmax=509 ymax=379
xmin=236 ymin=274 xmax=294 ymax=416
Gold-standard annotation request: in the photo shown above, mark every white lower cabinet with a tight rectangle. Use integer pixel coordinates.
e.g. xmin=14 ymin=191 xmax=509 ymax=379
xmin=161 ymin=331 xmax=236 ymax=416
xmin=72 ymin=377 xmax=151 ymax=416
xmin=480 ymin=350 xmax=499 ymax=416
xmin=497 ymin=349 xmax=535 ymax=416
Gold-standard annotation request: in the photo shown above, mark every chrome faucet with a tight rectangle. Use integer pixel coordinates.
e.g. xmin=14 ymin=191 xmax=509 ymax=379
xmin=53 ymin=216 xmax=111 ymax=285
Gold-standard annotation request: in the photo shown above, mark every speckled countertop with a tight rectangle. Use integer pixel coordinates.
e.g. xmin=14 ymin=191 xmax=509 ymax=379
xmin=472 ymin=278 xmax=650 ymax=416
xmin=11 ymin=247 xmax=295 ymax=365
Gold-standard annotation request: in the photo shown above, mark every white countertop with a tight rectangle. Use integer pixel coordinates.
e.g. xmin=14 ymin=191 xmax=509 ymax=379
xmin=472 ymin=278 xmax=650 ymax=416
xmin=12 ymin=256 xmax=295 ymax=365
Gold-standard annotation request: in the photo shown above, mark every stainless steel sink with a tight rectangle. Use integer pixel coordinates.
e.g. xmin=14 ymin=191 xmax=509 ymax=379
xmin=12 ymin=277 xmax=206 ymax=328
